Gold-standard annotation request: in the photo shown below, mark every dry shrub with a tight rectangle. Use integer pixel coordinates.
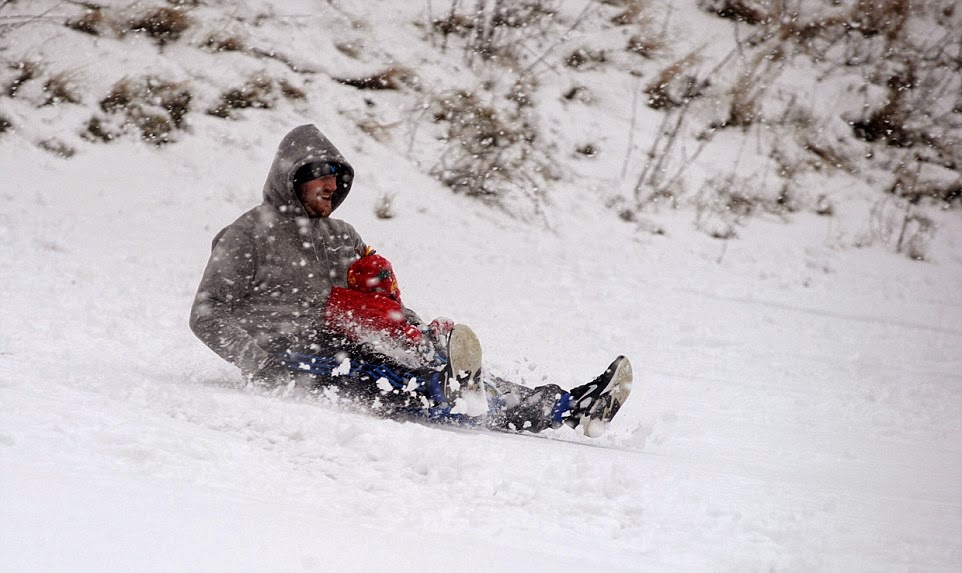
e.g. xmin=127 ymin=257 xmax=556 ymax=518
xmin=65 ymin=5 xmax=106 ymax=36
xmin=626 ymin=34 xmax=661 ymax=58
xmin=278 ymin=79 xmax=307 ymax=100
xmin=710 ymin=42 xmax=786 ymax=129
xmin=851 ymin=63 xmax=916 ymax=147
xmin=814 ymin=194 xmax=835 ymax=216
xmin=334 ymin=67 xmax=411 ymax=91
xmin=506 ymin=75 xmax=538 ymax=109
xmin=205 ymin=34 xmax=245 ymax=53
xmin=694 ymin=174 xmax=793 ymax=239
xmin=645 ymin=49 xmax=702 ymax=110
xmin=888 ymin=168 xmax=962 ymax=208
xmin=897 ymin=212 xmax=934 ymax=260
xmin=126 ymin=7 xmax=189 ymax=46
xmin=609 ymin=0 xmax=648 ymax=26
xmin=42 ymin=73 xmax=82 ymax=106
xmin=430 ymin=89 xmax=549 ymax=206
xmin=863 ymin=197 xmax=936 ymax=260
xmin=431 ymin=0 xmax=558 ymax=66
xmin=374 ymin=192 xmax=396 ymax=219
xmin=6 ymin=60 xmax=38 ymax=98
xmin=697 ymin=0 xmax=768 ymax=25
xmin=37 ymin=138 xmax=76 ymax=158
xmin=848 ymin=0 xmax=909 ymax=40
xmin=800 ymin=138 xmax=853 ymax=173
xmin=576 ymin=143 xmax=598 ymax=157
xmin=84 ymin=117 xmax=115 ymax=142
xmin=208 ymin=75 xmax=275 ymax=118
xmin=335 ymin=41 xmax=363 ymax=59
xmin=87 ymin=76 xmax=192 ymax=145
xmin=0 ymin=114 xmax=12 ymax=134
xmin=564 ymin=48 xmax=607 ymax=70
xmin=562 ymin=85 xmax=592 ymax=104
xmin=851 ymin=104 xmax=914 ymax=148
xmin=431 ymin=90 xmax=521 ymax=198
xmin=431 ymin=11 xmax=475 ymax=39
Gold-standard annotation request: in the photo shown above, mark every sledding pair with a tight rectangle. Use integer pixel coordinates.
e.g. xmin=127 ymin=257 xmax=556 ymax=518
xmin=189 ymin=124 xmax=632 ymax=437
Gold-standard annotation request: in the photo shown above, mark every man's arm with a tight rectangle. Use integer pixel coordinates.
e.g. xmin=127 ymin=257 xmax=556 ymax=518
xmin=189 ymin=226 xmax=268 ymax=376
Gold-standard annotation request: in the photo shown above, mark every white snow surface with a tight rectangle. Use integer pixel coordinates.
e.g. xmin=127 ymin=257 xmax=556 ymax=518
xmin=2 ymin=1 xmax=961 ymax=571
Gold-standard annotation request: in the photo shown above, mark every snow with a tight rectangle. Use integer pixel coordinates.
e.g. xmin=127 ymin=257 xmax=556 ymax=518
xmin=2 ymin=1 xmax=961 ymax=571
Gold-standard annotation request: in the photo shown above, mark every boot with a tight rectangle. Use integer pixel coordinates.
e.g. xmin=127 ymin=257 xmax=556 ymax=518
xmin=563 ymin=356 xmax=633 ymax=437
xmin=442 ymin=324 xmax=487 ymax=416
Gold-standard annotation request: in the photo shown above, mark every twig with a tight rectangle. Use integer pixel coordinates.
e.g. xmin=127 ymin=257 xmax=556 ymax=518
xmin=517 ymin=0 xmax=595 ymax=80
xmin=621 ymin=75 xmax=641 ymax=179
xmin=633 ymin=110 xmax=672 ymax=203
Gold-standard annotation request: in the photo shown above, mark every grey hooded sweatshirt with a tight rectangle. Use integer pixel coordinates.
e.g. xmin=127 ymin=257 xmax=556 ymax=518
xmin=190 ymin=125 xmax=366 ymax=375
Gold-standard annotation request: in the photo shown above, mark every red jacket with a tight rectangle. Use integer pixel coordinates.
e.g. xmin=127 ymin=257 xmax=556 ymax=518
xmin=324 ymin=249 xmax=422 ymax=347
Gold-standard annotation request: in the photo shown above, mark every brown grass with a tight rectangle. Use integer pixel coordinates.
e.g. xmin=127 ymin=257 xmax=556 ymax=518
xmin=564 ymin=48 xmax=608 ymax=70
xmin=6 ymin=60 xmax=38 ymax=98
xmin=644 ymin=49 xmax=702 ymax=110
xmin=205 ymin=34 xmax=245 ymax=53
xmin=92 ymin=76 xmax=192 ymax=144
xmin=43 ymin=73 xmax=82 ymax=106
xmin=698 ymin=0 xmax=768 ymax=25
xmin=126 ymin=7 xmax=189 ymax=46
xmin=65 ymin=6 xmax=105 ymax=36
xmin=278 ymin=79 xmax=307 ymax=100
xmin=208 ymin=75 xmax=274 ymax=118
xmin=334 ymin=67 xmax=411 ymax=91
xmin=38 ymin=138 xmax=76 ymax=158
xmin=626 ymin=34 xmax=662 ymax=58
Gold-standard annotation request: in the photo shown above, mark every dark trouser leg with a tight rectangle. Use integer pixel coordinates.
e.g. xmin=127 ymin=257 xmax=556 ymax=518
xmin=283 ymin=346 xmax=570 ymax=433
xmin=485 ymin=375 xmax=569 ymax=433
xmin=284 ymin=347 xmax=448 ymax=415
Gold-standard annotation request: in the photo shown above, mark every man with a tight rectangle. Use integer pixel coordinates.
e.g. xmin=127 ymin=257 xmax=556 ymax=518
xmin=190 ymin=124 xmax=630 ymax=436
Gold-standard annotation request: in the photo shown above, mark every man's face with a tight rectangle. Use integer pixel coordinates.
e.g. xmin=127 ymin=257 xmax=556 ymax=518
xmin=298 ymin=175 xmax=337 ymax=217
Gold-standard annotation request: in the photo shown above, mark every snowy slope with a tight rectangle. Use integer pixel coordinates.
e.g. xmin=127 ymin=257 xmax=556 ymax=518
xmin=2 ymin=1 xmax=961 ymax=571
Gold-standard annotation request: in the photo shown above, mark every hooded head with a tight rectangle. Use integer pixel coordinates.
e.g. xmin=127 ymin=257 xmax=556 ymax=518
xmin=346 ymin=247 xmax=402 ymax=303
xmin=262 ymin=124 xmax=355 ymax=217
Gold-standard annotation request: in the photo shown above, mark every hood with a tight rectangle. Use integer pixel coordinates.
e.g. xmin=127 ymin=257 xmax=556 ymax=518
xmin=261 ymin=124 xmax=355 ymax=216
xmin=347 ymin=249 xmax=402 ymax=303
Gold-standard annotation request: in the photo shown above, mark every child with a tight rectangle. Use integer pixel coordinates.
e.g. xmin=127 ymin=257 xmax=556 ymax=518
xmin=324 ymin=247 xmax=452 ymax=367
xmin=322 ymin=247 xmax=631 ymax=434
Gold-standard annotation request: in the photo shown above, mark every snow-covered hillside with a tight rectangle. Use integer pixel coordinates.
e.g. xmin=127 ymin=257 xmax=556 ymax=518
xmin=2 ymin=1 xmax=961 ymax=571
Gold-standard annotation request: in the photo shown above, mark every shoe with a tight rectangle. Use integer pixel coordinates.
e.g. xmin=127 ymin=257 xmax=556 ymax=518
xmin=443 ymin=324 xmax=487 ymax=416
xmin=564 ymin=356 xmax=633 ymax=437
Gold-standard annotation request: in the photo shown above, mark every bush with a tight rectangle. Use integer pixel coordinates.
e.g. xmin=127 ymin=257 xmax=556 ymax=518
xmin=65 ymin=6 xmax=106 ymax=36
xmin=204 ymin=34 xmax=245 ymax=53
xmin=6 ymin=60 xmax=38 ymax=98
xmin=125 ymin=7 xmax=189 ymax=46
xmin=207 ymin=75 xmax=276 ymax=119
xmin=697 ymin=0 xmax=768 ymax=25
xmin=85 ymin=76 xmax=192 ymax=145
xmin=429 ymin=0 xmax=558 ymax=66
xmin=38 ymin=138 xmax=76 ymax=158
xmin=334 ymin=67 xmax=411 ymax=91
xmin=693 ymin=174 xmax=792 ymax=239
xmin=42 ymin=73 xmax=81 ymax=106
xmin=645 ymin=50 xmax=704 ymax=110
xmin=563 ymin=47 xmax=607 ymax=70
xmin=429 ymin=89 xmax=554 ymax=217
xmin=861 ymin=197 xmax=936 ymax=260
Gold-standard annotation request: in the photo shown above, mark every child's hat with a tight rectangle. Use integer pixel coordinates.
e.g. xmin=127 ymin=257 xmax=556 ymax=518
xmin=347 ymin=246 xmax=401 ymax=301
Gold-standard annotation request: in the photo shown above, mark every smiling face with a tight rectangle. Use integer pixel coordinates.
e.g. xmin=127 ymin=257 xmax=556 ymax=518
xmin=297 ymin=175 xmax=338 ymax=217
